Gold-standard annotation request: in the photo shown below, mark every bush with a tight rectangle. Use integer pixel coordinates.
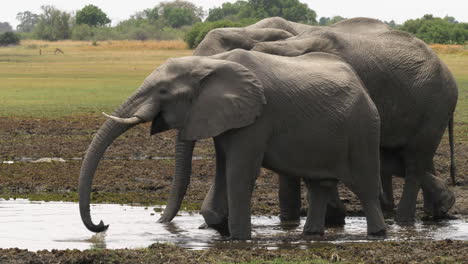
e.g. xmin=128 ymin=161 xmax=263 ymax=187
xmin=399 ymin=15 xmax=468 ymax=44
xmin=0 ymin=32 xmax=20 ymax=46
xmin=71 ymin=24 xmax=94 ymax=40
xmin=184 ymin=19 xmax=254 ymax=49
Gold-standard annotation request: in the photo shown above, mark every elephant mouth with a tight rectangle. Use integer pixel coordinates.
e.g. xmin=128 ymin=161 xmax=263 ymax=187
xmin=150 ymin=112 xmax=171 ymax=135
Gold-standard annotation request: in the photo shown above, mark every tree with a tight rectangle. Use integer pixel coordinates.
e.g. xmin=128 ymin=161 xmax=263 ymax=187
xmin=155 ymin=0 xmax=203 ymax=28
xmin=206 ymin=0 xmax=317 ymax=24
xmin=16 ymin=11 xmax=39 ymax=32
xmin=443 ymin=15 xmax=458 ymax=24
xmin=0 ymin=22 xmax=13 ymax=33
xmin=319 ymin=16 xmax=346 ymax=26
xmin=206 ymin=1 xmax=249 ymax=22
xmin=35 ymin=5 xmax=71 ymax=40
xmin=244 ymin=0 xmax=317 ymax=24
xmin=384 ymin=20 xmax=398 ymax=29
xmin=0 ymin=32 xmax=20 ymax=46
xmin=76 ymin=5 xmax=111 ymax=27
xmin=399 ymin=14 xmax=467 ymax=44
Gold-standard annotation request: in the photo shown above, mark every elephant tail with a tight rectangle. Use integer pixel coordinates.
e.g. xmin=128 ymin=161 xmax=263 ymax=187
xmin=448 ymin=113 xmax=457 ymax=185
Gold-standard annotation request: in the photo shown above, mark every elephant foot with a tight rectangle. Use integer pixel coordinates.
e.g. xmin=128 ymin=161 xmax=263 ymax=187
xmin=200 ymin=209 xmax=230 ymax=236
xmin=303 ymin=230 xmax=325 ymax=240
xmin=279 ymin=219 xmax=301 ymax=230
xmin=325 ymin=204 xmax=346 ymax=227
xmin=198 ymin=220 xmax=230 ymax=236
xmin=367 ymin=228 xmax=387 ymax=240
xmin=423 ymin=188 xmax=455 ymax=218
xmin=395 ymin=214 xmax=416 ymax=225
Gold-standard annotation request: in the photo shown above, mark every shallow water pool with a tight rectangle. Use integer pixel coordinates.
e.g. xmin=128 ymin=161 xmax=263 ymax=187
xmin=0 ymin=199 xmax=466 ymax=251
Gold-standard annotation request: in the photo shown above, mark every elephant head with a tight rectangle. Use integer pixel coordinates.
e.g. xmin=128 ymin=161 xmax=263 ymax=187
xmin=79 ymin=56 xmax=266 ymax=232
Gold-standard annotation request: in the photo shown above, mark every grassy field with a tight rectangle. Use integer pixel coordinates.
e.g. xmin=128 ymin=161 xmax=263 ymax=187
xmin=0 ymin=40 xmax=191 ymax=117
xmin=0 ymin=41 xmax=466 ymax=120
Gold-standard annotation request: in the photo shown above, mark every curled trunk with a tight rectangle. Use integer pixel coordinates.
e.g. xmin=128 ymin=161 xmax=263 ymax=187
xmin=78 ymin=96 xmax=141 ymax=232
xmin=158 ymin=135 xmax=195 ymax=222
xmin=79 ymin=120 xmax=135 ymax=232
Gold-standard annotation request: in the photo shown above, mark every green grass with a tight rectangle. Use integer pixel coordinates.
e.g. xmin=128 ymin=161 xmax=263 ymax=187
xmin=0 ymin=40 xmax=191 ymax=117
xmin=0 ymin=41 xmax=466 ymax=127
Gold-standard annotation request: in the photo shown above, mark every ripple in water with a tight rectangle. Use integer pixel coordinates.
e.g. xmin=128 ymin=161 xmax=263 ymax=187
xmin=0 ymin=199 xmax=466 ymax=251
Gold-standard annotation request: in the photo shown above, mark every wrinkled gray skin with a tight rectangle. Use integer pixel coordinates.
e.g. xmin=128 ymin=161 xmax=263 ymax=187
xmin=78 ymin=50 xmax=386 ymax=239
xmin=193 ymin=17 xmax=458 ymax=227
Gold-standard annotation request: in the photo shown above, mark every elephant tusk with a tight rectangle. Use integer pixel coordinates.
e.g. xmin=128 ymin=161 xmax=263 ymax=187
xmin=102 ymin=112 xmax=143 ymax=125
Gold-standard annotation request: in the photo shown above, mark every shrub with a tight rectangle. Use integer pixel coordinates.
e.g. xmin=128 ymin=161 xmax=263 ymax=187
xmin=71 ymin=24 xmax=94 ymax=40
xmin=184 ymin=20 xmax=254 ymax=49
xmin=0 ymin=32 xmax=20 ymax=46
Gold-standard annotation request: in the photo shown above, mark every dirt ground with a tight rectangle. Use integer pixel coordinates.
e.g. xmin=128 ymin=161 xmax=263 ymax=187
xmin=1 ymin=115 xmax=467 ymax=263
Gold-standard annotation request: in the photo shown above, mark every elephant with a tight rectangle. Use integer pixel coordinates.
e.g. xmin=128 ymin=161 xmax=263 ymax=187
xmin=191 ymin=17 xmax=459 ymax=225
xmin=78 ymin=49 xmax=387 ymax=240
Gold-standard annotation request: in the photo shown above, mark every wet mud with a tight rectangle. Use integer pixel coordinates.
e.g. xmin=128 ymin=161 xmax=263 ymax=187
xmin=1 ymin=115 xmax=467 ymax=263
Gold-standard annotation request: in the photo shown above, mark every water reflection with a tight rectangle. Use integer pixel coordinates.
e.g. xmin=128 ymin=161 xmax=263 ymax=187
xmin=0 ymin=199 xmax=466 ymax=251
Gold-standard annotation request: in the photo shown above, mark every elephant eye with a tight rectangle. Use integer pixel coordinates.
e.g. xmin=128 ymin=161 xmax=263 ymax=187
xmin=159 ymin=88 xmax=168 ymax=95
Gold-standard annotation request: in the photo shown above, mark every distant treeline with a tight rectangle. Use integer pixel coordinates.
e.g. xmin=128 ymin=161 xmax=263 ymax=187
xmin=0 ymin=0 xmax=466 ymax=47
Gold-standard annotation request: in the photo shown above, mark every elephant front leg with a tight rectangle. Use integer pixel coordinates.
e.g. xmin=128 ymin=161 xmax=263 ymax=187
xmin=278 ymin=175 xmax=301 ymax=225
xmin=200 ymin=140 xmax=229 ymax=236
xmin=223 ymin=140 xmax=264 ymax=240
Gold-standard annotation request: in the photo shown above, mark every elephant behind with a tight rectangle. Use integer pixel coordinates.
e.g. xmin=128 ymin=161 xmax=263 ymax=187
xmin=193 ymin=17 xmax=458 ymax=225
xmin=79 ymin=50 xmax=386 ymax=239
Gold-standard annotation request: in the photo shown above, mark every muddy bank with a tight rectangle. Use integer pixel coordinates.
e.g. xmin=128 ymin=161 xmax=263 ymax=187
xmin=1 ymin=241 xmax=467 ymax=264
xmin=1 ymin=116 xmax=467 ymax=216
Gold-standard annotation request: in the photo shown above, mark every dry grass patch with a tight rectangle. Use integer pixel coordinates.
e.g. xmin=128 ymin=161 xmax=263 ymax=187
xmin=430 ymin=44 xmax=468 ymax=56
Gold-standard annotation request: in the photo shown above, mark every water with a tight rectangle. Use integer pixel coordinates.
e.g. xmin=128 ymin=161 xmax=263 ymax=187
xmin=1 ymin=156 xmax=209 ymax=164
xmin=0 ymin=199 xmax=466 ymax=251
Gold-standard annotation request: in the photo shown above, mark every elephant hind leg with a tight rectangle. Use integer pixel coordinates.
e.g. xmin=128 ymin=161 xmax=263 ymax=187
xmin=278 ymin=174 xmax=302 ymax=225
xmin=325 ymin=185 xmax=346 ymax=227
xmin=395 ymin=154 xmax=434 ymax=224
xmin=303 ymin=179 xmax=331 ymax=236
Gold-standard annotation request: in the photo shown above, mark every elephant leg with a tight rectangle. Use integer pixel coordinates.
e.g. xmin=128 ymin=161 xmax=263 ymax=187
xmin=200 ymin=140 xmax=229 ymax=236
xmin=356 ymin=192 xmax=387 ymax=237
xmin=303 ymin=179 xmax=331 ymax=236
xmin=379 ymin=162 xmax=395 ymax=213
xmin=325 ymin=185 xmax=346 ymax=227
xmin=278 ymin=174 xmax=301 ymax=224
xmin=396 ymin=155 xmax=431 ymax=224
xmin=225 ymin=151 xmax=263 ymax=240
xmin=421 ymin=171 xmax=455 ymax=219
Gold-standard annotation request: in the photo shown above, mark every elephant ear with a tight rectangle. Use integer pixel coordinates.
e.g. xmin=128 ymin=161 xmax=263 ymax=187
xmin=180 ymin=59 xmax=266 ymax=140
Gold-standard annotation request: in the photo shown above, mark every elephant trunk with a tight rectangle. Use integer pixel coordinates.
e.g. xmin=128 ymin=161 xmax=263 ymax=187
xmin=79 ymin=96 xmax=144 ymax=232
xmin=158 ymin=135 xmax=195 ymax=222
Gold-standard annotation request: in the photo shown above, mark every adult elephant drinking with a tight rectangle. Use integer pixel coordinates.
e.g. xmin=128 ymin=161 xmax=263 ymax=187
xmin=78 ymin=50 xmax=387 ymax=239
xmin=191 ymin=17 xmax=458 ymax=226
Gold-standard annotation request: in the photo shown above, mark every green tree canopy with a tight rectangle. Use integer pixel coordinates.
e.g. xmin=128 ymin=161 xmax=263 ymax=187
xmin=143 ymin=0 xmax=204 ymax=28
xmin=399 ymin=14 xmax=468 ymax=44
xmin=0 ymin=32 xmax=20 ymax=46
xmin=35 ymin=5 xmax=71 ymax=40
xmin=318 ymin=16 xmax=346 ymax=26
xmin=16 ymin=11 xmax=39 ymax=32
xmin=206 ymin=0 xmax=317 ymax=24
xmin=76 ymin=5 xmax=111 ymax=27
xmin=206 ymin=1 xmax=249 ymax=22
xmin=0 ymin=22 xmax=13 ymax=33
